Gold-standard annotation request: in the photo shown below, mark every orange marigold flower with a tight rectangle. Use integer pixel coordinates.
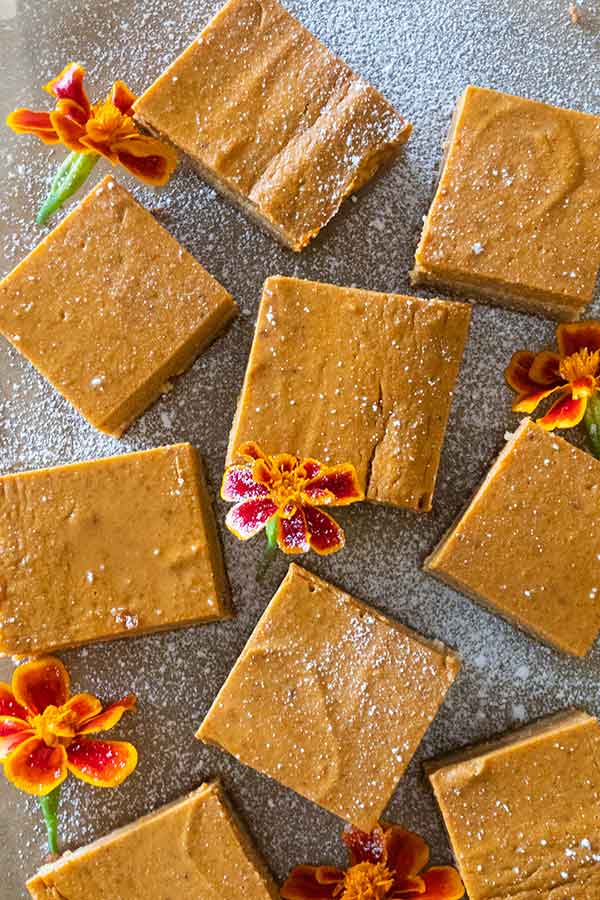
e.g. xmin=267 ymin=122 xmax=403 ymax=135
xmin=0 ymin=656 xmax=137 ymax=796
xmin=222 ymin=442 xmax=364 ymax=556
xmin=7 ymin=62 xmax=177 ymax=186
xmin=281 ymin=823 xmax=464 ymax=900
xmin=505 ymin=321 xmax=600 ymax=432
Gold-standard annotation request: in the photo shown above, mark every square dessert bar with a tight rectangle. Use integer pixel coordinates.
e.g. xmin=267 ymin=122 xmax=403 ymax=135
xmin=412 ymin=85 xmax=600 ymax=320
xmin=134 ymin=0 xmax=411 ymax=251
xmin=228 ymin=276 xmax=471 ymax=511
xmin=0 ymin=443 xmax=229 ymax=656
xmin=425 ymin=418 xmax=600 ymax=657
xmin=0 ymin=176 xmax=237 ymax=436
xmin=27 ymin=782 xmax=278 ymax=899
xmin=197 ymin=564 xmax=460 ymax=830
xmin=427 ymin=711 xmax=600 ymax=900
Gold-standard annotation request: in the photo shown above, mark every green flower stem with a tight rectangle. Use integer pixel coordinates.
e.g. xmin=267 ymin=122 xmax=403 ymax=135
xmin=265 ymin=515 xmax=278 ymax=548
xmin=36 ymin=151 xmax=100 ymax=226
xmin=584 ymin=393 xmax=600 ymax=459
xmin=257 ymin=516 xmax=279 ymax=582
xmin=38 ymin=785 xmax=61 ymax=857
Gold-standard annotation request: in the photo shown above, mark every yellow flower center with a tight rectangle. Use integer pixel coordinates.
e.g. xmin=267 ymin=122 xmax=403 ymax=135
xmin=85 ymin=99 xmax=137 ymax=145
xmin=340 ymin=862 xmax=395 ymax=900
xmin=254 ymin=455 xmax=317 ymax=513
xmin=31 ymin=705 xmax=78 ymax=748
xmin=269 ymin=471 xmax=308 ymax=510
xmin=559 ymin=348 xmax=600 ymax=393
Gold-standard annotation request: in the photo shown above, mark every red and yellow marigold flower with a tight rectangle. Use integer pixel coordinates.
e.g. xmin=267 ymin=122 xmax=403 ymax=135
xmin=281 ymin=823 xmax=464 ymax=900
xmin=7 ymin=62 xmax=177 ymax=185
xmin=7 ymin=62 xmax=178 ymax=224
xmin=222 ymin=442 xmax=364 ymax=556
xmin=505 ymin=322 xmax=600 ymax=451
xmin=0 ymin=656 xmax=137 ymax=796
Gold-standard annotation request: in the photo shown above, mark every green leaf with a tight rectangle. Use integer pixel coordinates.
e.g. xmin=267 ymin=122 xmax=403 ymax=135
xmin=584 ymin=393 xmax=600 ymax=459
xmin=257 ymin=516 xmax=279 ymax=581
xmin=265 ymin=515 xmax=278 ymax=549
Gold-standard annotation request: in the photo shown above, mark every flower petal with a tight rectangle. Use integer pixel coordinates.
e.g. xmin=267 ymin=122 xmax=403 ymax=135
xmin=315 ymin=867 xmax=345 ymax=885
xmin=391 ymin=874 xmax=426 ymax=895
xmin=50 ymin=102 xmax=88 ymax=151
xmin=225 ymin=498 xmax=278 ymax=541
xmin=55 ymin=96 xmax=89 ymax=127
xmin=5 ymin=109 xmax=60 ymax=144
xmin=44 ymin=62 xmax=90 ymax=116
xmin=272 ymin=454 xmax=298 ymax=474
xmin=79 ymin=134 xmax=119 ymax=163
xmin=77 ymin=694 xmax=136 ymax=734
xmin=221 ymin=465 xmax=269 ymax=502
xmin=504 ymin=351 xmax=537 ymax=393
xmin=281 ymin=865 xmax=341 ymax=900
xmin=420 ymin=866 xmax=465 ymax=900
xmin=111 ymin=80 xmax=137 ymax=115
xmin=384 ymin=826 xmax=430 ymax=878
xmin=538 ymin=392 xmax=587 ymax=430
xmin=0 ymin=716 xmax=33 ymax=760
xmin=63 ymin=693 xmax=102 ymax=725
xmin=3 ymin=737 xmax=67 ymax=796
xmin=506 ymin=348 xmax=564 ymax=414
xmin=512 ymin=384 xmax=564 ymax=415
xmin=12 ymin=657 xmax=70 ymax=716
xmin=300 ymin=460 xmax=322 ymax=479
xmin=0 ymin=683 xmax=28 ymax=720
xmin=110 ymin=134 xmax=178 ymax=186
xmin=528 ymin=351 xmax=561 ymax=386
xmin=66 ymin=738 xmax=138 ymax=787
xmin=277 ymin=507 xmax=310 ymax=555
xmin=557 ymin=321 xmax=600 ymax=358
xmin=238 ymin=441 xmax=268 ymax=462
xmin=304 ymin=506 xmax=345 ymax=556
xmin=343 ymin=826 xmax=386 ymax=865
xmin=303 ymin=465 xmax=364 ymax=506
xmin=253 ymin=457 xmax=277 ymax=488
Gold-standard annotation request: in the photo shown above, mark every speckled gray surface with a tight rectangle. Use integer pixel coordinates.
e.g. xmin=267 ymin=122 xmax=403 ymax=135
xmin=1 ymin=1 xmax=599 ymax=897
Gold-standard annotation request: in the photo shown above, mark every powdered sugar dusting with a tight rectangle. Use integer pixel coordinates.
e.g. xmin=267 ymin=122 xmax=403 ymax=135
xmin=199 ymin=565 xmax=459 ymax=829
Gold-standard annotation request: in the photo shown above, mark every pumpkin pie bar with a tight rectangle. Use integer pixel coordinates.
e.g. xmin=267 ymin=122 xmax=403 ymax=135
xmin=27 ymin=782 xmax=278 ymax=899
xmin=197 ymin=564 xmax=460 ymax=830
xmin=412 ymin=86 xmax=600 ymax=320
xmin=427 ymin=710 xmax=600 ymax=900
xmin=425 ymin=418 xmax=600 ymax=656
xmin=0 ymin=176 xmax=237 ymax=436
xmin=227 ymin=276 xmax=471 ymax=511
xmin=133 ymin=0 xmax=411 ymax=252
xmin=0 ymin=443 xmax=229 ymax=656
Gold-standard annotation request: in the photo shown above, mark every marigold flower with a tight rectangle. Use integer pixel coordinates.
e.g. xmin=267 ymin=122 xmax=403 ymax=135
xmin=7 ymin=62 xmax=178 ymax=225
xmin=222 ymin=442 xmax=364 ymax=556
xmin=0 ymin=656 xmax=137 ymax=797
xmin=281 ymin=823 xmax=464 ymax=900
xmin=7 ymin=62 xmax=177 ymax=186
xmin=505 ymin=321 xmax=600 ymax=433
